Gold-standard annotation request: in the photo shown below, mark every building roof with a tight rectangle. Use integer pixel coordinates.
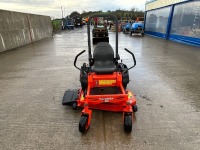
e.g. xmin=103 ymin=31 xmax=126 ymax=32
xmin=145 ymin=0 xmax=191 ymax=11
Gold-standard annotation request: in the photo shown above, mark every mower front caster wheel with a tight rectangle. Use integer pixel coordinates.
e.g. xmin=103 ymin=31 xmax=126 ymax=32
xmin=132 ymin=105 xmax=138 ymax=112
xmin=124 ymin=114 xmax=132 ymax=132
xmin=72 ymin=102 xmax=77 ymax=110
xmin=79 ymin=115 xmax=88 ymax=133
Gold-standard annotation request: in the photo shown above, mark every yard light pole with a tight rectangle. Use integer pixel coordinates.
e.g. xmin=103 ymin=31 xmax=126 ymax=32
xmin=61 ymin=6 xmax=63 ymax=18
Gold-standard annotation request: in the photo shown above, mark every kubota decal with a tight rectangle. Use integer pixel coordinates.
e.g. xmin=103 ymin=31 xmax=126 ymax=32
xmin=99 ymin=80 xmax=116 ymax=85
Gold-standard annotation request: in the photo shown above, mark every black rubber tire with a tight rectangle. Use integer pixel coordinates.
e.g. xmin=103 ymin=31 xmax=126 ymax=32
xmin=79 ymin=116 xmax=88 ymax=133
xmin=72 ymin=102 xmax=77 ymax=110
xmin=132 ymin=105 xmax=138 ymax=112
xmin=82 ymin=63 xmax=87 ymax=71
xmin=141 ymin=33 xmax=144 ymax=36
xmin=130 ymin=32 xmax=132 ymax=36
xmin=124 ymin=115 xmax=132 ymax=132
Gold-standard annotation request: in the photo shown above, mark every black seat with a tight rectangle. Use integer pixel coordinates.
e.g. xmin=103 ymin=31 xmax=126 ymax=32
xmin=93 ymin=42 xmax=116 ymax=74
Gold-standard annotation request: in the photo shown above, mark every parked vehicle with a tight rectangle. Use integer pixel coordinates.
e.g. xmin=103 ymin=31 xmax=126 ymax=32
xmin=82 ymin=18 xmax=86 ymax=25
xmin=119 ymin=20 xmax=129 ymax=31
xmin=130 ymin=22 xmax=144 ymax=36
xmin=123 ymin=22 xmax=132 ymax=34
xmin=135 ymin=17 xmax=144 ymax=23
xmin=92 ymin=23 xmax=109 ymax=44
xmin=74 ymin=16 xmax=83 ymax=27
xmin=61 ymin=18 xmax=74 ymax=30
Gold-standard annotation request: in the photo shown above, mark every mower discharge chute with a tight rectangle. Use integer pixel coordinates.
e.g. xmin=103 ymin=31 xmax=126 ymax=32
xmin=62 ymin=14 xmax=138 ymax=133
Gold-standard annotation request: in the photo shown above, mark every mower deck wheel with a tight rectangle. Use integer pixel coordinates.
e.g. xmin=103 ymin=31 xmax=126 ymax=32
xmin=79 ymin=115 xmax=88 ymax=133
xmin=72 ymin=102 xmax=77 ymax=110
xmin=132 ymin=105 xmax=138 ymax=112
xmin=124 ymin=114 xmax=132 ymax=132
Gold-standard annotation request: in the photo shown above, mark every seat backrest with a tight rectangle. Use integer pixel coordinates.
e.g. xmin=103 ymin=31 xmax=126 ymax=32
xmin=93 ymin=42 xmax=114 ymax=62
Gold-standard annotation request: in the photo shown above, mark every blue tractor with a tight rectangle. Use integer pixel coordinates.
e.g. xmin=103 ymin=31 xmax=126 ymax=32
xmin=130 ymin=22 xmax=144 ymax=36
xmin=122 ymin=22 xmax=132 ymax=34
xmin=61 ymin=18 xmax=74 ymax=30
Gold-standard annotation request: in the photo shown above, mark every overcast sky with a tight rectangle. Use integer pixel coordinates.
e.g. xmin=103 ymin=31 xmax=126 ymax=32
xmin=0 ymin=0 xmax=147 ymax=18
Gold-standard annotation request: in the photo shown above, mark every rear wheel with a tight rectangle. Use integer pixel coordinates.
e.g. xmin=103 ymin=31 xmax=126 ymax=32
xmin=130 ymin=31 xmax=132 ymax=36
xmin=82 ymin=63 xmax=87 ymax=71
xmin=80 ymin=63 xmax=88 ymax=91
xmin=123 ymin=84 xmax=127 ymax=89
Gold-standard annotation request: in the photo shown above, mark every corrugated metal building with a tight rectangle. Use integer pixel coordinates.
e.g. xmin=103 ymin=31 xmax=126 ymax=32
xmin=145 ymin=0 xmax=200 ymax=46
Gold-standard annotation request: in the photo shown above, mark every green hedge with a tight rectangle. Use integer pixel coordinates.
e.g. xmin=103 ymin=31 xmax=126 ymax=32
xmin=52 ymin=19 xmax=61 ymax=32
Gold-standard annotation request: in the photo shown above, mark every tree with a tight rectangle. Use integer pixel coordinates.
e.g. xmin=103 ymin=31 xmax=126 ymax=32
xmin=70 ymin=11 xmax=81 ymax=18
xmin=68 ymin=9 xmax=144 ymax=20
xmin=116 ymin=13 xmax=121 ymax=20
xmin=131 ymin=7 xmax=136 ymax=12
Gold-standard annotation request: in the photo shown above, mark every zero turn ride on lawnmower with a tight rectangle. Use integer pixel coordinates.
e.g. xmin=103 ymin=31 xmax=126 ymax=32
xmin=62 ymin=14 xmax=138 ymax=133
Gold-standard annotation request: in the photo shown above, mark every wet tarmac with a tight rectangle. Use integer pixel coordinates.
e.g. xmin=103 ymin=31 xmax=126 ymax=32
xmin=0 ymin=26 xmax=200 ymax=150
